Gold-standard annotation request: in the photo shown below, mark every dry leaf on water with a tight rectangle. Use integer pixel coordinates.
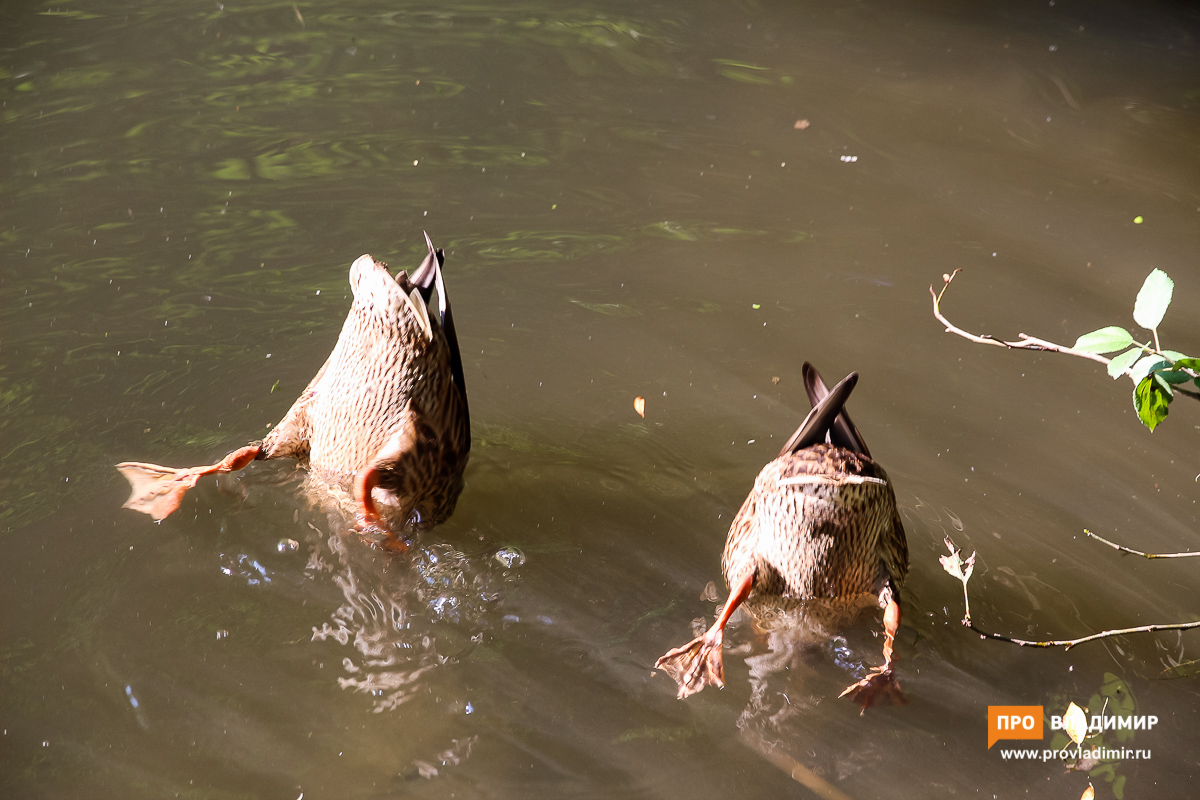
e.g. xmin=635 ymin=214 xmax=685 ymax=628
xmin=939 ymin=538 xmax=975 ymax=583
xmin=1080 ymin=782 xmax=1094 ymax=800
xmin=1064 ymin=701 xmax=1088 ymax=746
xmin=634 ymin=396 xmax=646 ymax=418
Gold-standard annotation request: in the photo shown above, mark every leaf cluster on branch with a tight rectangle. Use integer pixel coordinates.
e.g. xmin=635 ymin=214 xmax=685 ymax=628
xmin=931 ymin=268 xmax=1198 ymax=430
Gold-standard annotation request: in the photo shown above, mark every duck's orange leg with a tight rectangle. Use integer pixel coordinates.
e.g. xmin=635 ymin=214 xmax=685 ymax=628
xmin=352 ymin=466 xmax=410 ymax=553
xmin=354 ymin=465 xmax=383 ymax=529
xmin=656 ymin=569 xmax=756 ymax=698
xmin=116 ymin=444 xmax=262 ymax=521
xmin=839 ymin=598 xmax=905 ymax=712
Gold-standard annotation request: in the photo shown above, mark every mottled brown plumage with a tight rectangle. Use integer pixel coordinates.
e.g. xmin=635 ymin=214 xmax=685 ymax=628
xmin=656 ymin=364 xmax=908 ymax=710
xmin=116 ymin=234 xmax=470 ymax=539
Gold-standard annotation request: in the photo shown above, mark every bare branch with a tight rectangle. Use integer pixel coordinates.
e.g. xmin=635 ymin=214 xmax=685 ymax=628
xmin=929 ymin=272 xmax=1123 ymax=374
xmin=960 ymin=618 xmax=1200 ymax=651
xmin=940 ymin=537 xmax=1200 ymax=652
xmin=1085 ymin=529 xmax=1200 ymax=559
xmin=930 ymin=271 xmax=1200 ymax=402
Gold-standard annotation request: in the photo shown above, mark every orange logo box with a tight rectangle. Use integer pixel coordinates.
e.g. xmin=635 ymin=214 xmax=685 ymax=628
xmin=988 ymin=706 xmax=1044 ymax=749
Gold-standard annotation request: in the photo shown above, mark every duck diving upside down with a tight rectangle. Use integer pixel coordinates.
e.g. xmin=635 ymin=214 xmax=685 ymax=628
xmin=655 ymin=364 xmax=909 ymax=711
xmin=116 ymin=233 xmax=470 ymax=541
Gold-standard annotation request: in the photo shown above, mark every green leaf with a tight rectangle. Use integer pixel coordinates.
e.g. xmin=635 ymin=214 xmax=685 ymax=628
xmin=1170 ymin=357 xmax=1200 ymax=372
xmin=1106 ymin=347 xmax=1142 ymax=379
xmin=1133 ymin=269 xmax=1173 ymax=330
xmin=1133 ymin=376 xmax=1170 ymax=431
xmin=1074 ymin=326 xmax=1134 ymax=354
xmin=1129 ymin=355 xmax=1169 ymax=384
xmin=1157 ymin=370 xmax=1192 ymax=384
xmin=1153 ymin=373 xmax=1174 ymax=397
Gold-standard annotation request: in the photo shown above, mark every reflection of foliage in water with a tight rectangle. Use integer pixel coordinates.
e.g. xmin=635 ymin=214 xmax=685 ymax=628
xmin=642 ymin=220 xmax=772 ymax=242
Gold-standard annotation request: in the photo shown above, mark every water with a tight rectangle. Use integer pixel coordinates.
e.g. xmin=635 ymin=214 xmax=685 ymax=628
xmin=3 ymin=1 xmax=1198 ymax=797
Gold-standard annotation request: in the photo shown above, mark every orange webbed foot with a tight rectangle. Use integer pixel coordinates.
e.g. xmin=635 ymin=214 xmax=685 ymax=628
xmin=116 ymin=445 xmax=262 ymax=521
xmin=655 ymin=628 xmax=726 ymax=698
xmin=839 ymin=666 xmax=905 ymax=712
xmin=373 ymin=534 xmax=410 ymax=555
xmin=840 ymin=596 xmax=904 ymax=712
xmin=115 ymin=462 xmax=201 ymax=521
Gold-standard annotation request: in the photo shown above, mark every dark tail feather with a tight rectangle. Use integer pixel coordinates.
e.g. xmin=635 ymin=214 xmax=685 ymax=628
xmin=409 ymin=230 xmax=445 ymax=294
xmin=802 ymin=362 xmax=872 ymax=458
xmin=777 ymin=371 xmax=858 ymax=458
xmin=414 ymin=232 xmax=468 ymax=430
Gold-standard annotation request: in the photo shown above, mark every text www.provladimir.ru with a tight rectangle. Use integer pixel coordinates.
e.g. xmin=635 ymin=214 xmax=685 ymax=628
xmin=999 ymin=747 xmax=1152 ymax=762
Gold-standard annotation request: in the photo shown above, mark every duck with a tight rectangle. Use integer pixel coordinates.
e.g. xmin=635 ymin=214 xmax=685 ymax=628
xmin=655 ymin=363 xmax=908 ymax=710
xmin=116 ymin=233 xmax=470 ymax=540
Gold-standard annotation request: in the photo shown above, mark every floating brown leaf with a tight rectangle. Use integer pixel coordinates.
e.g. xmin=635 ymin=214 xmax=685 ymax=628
xmin=1064 ymin=702 xmax=1087 ymax=746
xmin=634 ymin=396 xmax=646 ymax=418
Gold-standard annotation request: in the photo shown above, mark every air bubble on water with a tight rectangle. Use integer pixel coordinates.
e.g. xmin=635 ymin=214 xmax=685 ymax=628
xmin=494 ymin=546 xmax=525 ymax=569
xmin=219 ymin=553 xmax=271 ymax=585
xmin=430 ymin=594 xmax=462 ymax=621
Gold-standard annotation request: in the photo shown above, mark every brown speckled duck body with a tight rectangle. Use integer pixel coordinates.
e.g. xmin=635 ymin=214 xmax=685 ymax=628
xmin=116 ymin=233 xmax=470 ymax=539
xmin=656 ymin=363 xmax=908 ymax=710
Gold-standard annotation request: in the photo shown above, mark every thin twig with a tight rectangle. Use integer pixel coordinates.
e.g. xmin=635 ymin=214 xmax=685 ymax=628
xmin=1084 ymin=529 xmax=1200 ymax=559
xmin=931 ymin=271 xmax=1200 ymax=400
xmin=930 ymin=272 xmax=1122 ymax=373
xmin=940 ymin=538 xmax=1200 ymax=652
xmin=959 ymin=569 xmax=971 ymax=622
xmin=960 ymin=618 xmax=1200 ymax=651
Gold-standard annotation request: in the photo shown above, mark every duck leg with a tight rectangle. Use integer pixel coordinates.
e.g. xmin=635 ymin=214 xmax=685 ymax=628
xmin=352 ymin=404 xmax=424 ymax=549
xmin=838 ymin=595 xmax=905 ymax=711
xmin=116 ymin=444 xmax=262 ymax=521
xmin=656 ymin=570 xmax=756 ymax=698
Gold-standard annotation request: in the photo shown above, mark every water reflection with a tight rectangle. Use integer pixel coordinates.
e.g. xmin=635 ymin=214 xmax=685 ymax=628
xmin=307 ymin=517 xmax=521 ymax=716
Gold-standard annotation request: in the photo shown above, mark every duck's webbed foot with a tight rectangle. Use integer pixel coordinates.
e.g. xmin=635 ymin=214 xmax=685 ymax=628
xmin=116 ymin=444 xmax=262 ymax=521
xmin=839 ymin=596 xmax=904 ymax=712
xmin=655 ymin=570 xmax=757 ymax=699
xmin=655 ymin=627 xmax=726 ymax=698
xmin=839 ymin=664 xmax=904 ymax=711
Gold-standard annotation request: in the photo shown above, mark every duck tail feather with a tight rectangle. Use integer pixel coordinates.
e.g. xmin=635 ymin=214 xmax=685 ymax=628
xmin=778 ymin=371 xmax=858 ymax=457
xmin=801 ymin=362 xmax=873 ymax=458
xmin=409 ymin=230 xmax=443 ymax=293
xmin=432 ymin=246 xmax=469 ymax=423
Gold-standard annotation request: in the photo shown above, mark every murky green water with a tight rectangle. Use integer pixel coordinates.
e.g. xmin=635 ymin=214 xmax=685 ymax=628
xmin=3 ymin=1 xmax=1199 ymax=797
